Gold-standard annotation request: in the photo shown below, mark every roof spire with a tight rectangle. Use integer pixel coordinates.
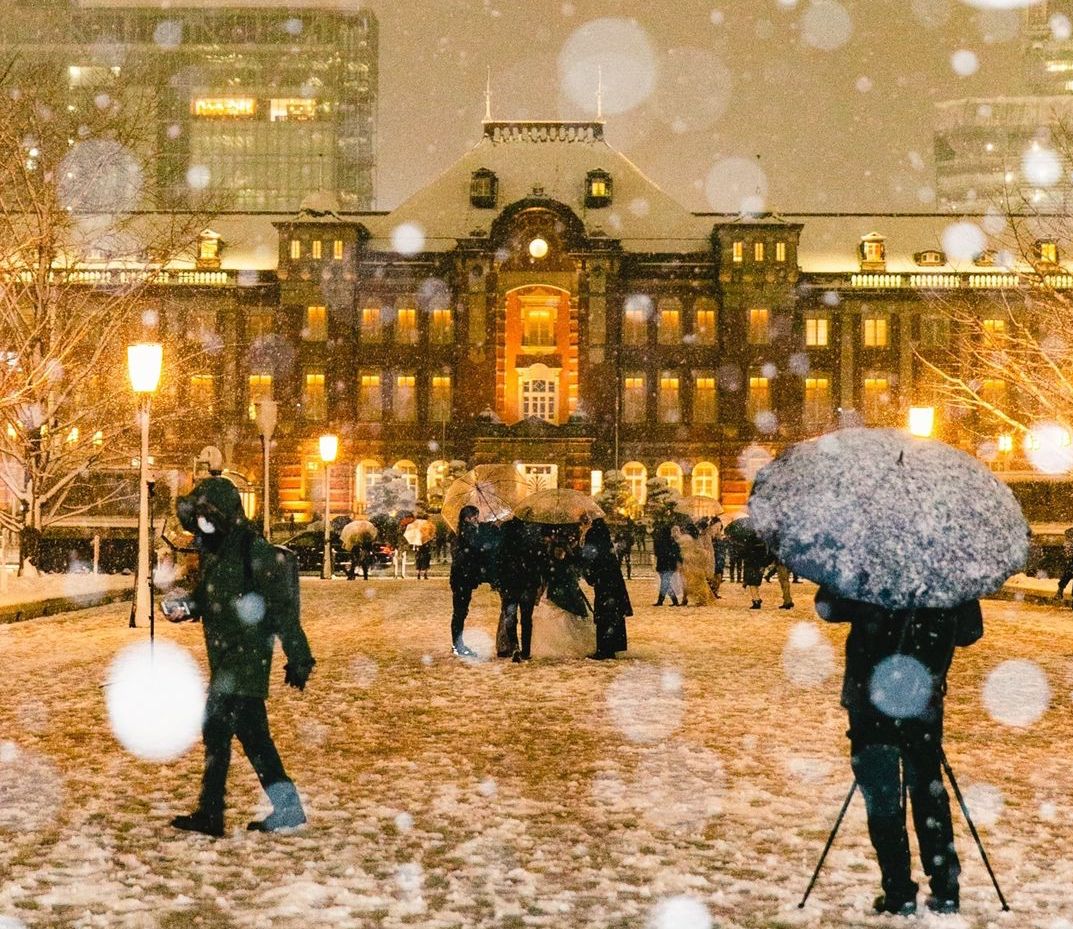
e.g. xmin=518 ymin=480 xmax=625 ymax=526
xmin=484 ymin=67 xmax=492 ymax=122
xmin=596 ymin=66 xmax=603 ymax=119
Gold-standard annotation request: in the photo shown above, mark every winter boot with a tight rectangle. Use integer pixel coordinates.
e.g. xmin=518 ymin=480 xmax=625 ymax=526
xmin=248 ymin=781 xmax=307 ymax=832
xmin=779 ymin=601 xmax=794 ymax=610
xmin=750 ymin=600 xmax=762 ymax=610
xmin=873 ymin=893 xmax=917 ymax=917
xmin=171 ymin=809 xmax=224 ymax=838
xmin=452 ymin=639 xmax=477 ymax=658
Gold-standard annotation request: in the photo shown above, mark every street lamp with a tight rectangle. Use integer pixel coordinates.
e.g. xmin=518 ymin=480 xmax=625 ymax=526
xmin=319 ymin=433 xmax=338 ymax=580
xmin=254 ymin=400 xmax=278 ymax=540
xmin=907 ymin=406 xmax=935 ymax=438
xmin=127 ymin=342 xmax=162 ymax=637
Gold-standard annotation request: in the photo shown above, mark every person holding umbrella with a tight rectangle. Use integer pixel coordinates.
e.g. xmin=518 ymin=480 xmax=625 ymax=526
xmin=493 ymin=517 xmax=547 ymax=661
xmin=449 ymin=505 xmax=482 ymax=658
xmin=579 ymin=517 xmax=631 ymax=660
xmin=750 ymin=427 xmax=1029 ymax=917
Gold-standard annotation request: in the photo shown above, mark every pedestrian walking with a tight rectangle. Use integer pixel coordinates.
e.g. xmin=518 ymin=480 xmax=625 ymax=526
xmin=449 ymin=505 xmax=483 ymax=658
xmin=815 ymin=586 xmax=982 ymax=916
xmin=651 ymin=523 xmax=681 ymax=606
xmin=494 ymin=517 xmax=546 ymax=661
xmin=727 ymin=533 xmax=745 ymax=583
xmin=580 ymin=517 xmax=631 ymax=659
xmin=1054 ymin=527 xmax=1073 ymax=602
xmin=614 ymin=525 xmax=634 ymax=580
xmin=675 ymin=523 xmax=714 ymax=607
xmin=773 ymin=560 xmax=795 ymax=609
xmin=742 ymin=535 xmax=772 ymax=610
xmin=414 ymin=542 xmax=432 ymax=579
xmin=167 ymin=477 xmax=315 ymax=837
xmin=706 ymin=518 xmax=726 ymax=599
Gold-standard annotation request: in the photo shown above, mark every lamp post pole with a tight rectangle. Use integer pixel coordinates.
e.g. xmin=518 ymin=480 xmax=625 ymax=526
xmin=254 ymin=400 xmax=278 ymax=540
xmin=319 ymin=433 xmax=338 ymax=580
xmin=127 ymin=342 xmax=162 ymax=634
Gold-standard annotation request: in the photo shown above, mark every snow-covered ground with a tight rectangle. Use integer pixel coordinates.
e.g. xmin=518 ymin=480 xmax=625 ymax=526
xmin=0 ymin=573 xmax=130 ymax=610
xmin=0 ymin=576 xmax=1071 ymax=928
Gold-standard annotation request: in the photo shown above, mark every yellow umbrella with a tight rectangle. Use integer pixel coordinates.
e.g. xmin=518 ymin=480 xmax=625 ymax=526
xmin=441 ymin=464 xmax=529 ymax=529
xmin=514 ymin=488 xmax=605 ymax=525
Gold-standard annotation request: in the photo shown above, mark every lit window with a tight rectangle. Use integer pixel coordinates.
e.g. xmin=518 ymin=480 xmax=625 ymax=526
xmin=804 ymin=375 xmax=831 ymax=431
xmin=394 ymin=374 xmax=416 ymax=422
xmin=754 ymin=241 xmax=765 ymax=262
xmin=775 ymin=241 xmax=787 ymax=263
xmin=290 ymin=239 xmax=301 ymax=260
xmin=312 ymin=240 xmax=322 ymax=260
xmin=624 ymin=302 xmax=648 ymax=345
xmin=522 ymin=303 xmax=555 ymax=348
xmin=693 ymin=374 xmax=717 ymax=424
xmin=863 ymin=315 xmax=889 ymax=348
xmin=430 ymin=374 xmax=452 ymax=421
xmin=748 ymin=308 xmax=770 ymax=345
xmin=430 ymin=306 xmax=452 ymax=345
xmin=658 ymin=299 xmax=682 ymax=345
xmin=361 ymin=302 xmax=382 ymax=342
xmin=1039 ymin=240 xmax=1059 ymax=263
xmin=862 ymin=374 xmax=891 ymax=422
xmin=691 ymin=462 xmax=718 ymax=498
xmin=586 ymin=169 xmax=613 ymax=207
xmin=658 ymin=373 xmax=680 ymax=423
xmin=747 ymin=375 xmax=771 ymax=420
xmin=247 ymin=373 xmax=272 ymax=420
xmin=805 ymin=313 xmax=829 ymax=347
xmin=982 ymin=317 xmax=1006 ymax=340
xmin=358 ymin=372 xmax=382 ymax=421
xmin=192 ymin=97 xmax=256 ymax=119
xmin=269 ymin=98 xmax=317 ymax=121
xmin=656 ymin=461 xmax=683 ymax=494
xmin=980 ymin=377 xmax=1007 ymax=408
xmin=521 ymin=374 xmax=558 ymax=423
xmin=623 ymin=374 xmax=646 ymax=422
xmin=396 ymin=302 xmax=418 ymax=345
xmin=355 ymin=459 xmax=383 ymax=512
xmin=732 ymin=241 xmax=744 ymax=263
xmin=622 ymin=461 xmax=647 ymax=507
xmin=333 ymin=239 xmax=344 ymax=260
xmin=694 ymin=298 xmax=717 ymax=345
xmin=302 ymin=369 xmax=326 ymax=421
xmin=470 ymin=169 xmax=498 ymax=208
xmin=189 ymin=373 xmax=215 ymax=411
xmin=304 ymin=305 xmax=327 ymax=341
xmin=196 ymin=230 xmax=220 ymax=264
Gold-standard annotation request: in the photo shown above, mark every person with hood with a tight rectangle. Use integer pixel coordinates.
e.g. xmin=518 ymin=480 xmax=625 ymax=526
xmin=449 ymin=505 xmax=482 ymax=657
xmin=580 ymin=517 xmax=631 ymax=660
xmin=815 ymin=586 xmax=981 ymax=917
xmin=166 ymin=477 xmax=315 ymax=838
xmin=742 ymin=535 xmax=772 ymax=610
xmin=494 ymin=517 xmax=547 ymax=661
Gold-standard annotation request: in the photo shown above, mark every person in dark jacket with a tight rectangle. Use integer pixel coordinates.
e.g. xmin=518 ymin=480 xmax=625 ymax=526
xmin=449 ymin=505 xmax=482 ymax=657
xmin=580 ymin=518 xmax=631 ymax=659
xmin=494 ymin=517 xmax=547 ymax=660
xmin=742 ymin=537 xmax=772 ymax=609
xmin=1054 ymin=527 xmax=1073 ymax=603
xmin=414 ymin=542 xmax=432 ymax=579
xmin=651 ymin=523 xmax=681 ymax=606
xmin=816 ymin=586 xmax=982 ymax=917
xmin=167 ymin=477 xmax=315 ymax=837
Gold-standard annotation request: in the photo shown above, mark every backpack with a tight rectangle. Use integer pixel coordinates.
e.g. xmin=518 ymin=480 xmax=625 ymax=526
xmin=242 ymin=532 xmax=301 ymax=632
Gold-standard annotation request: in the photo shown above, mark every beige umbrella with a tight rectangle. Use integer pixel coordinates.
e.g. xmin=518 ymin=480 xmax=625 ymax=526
xmin=675 ymin=495 xmax=724 ymax=521
xmin=403 ymin=518 xmax=435 ymax=546
xmin=514 ymin=488 xmax=605 ymax=525
xmin=340 ymin=519 xmax=377 ymax=550
xmin=441 ymin=464 xmax=529 ymax=529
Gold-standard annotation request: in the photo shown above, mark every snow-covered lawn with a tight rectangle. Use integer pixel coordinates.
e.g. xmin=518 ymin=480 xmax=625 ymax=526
xmin=0 ymin=577 xmax=1071 ymax=928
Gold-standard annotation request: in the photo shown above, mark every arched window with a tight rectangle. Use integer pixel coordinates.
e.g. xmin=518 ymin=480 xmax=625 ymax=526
xmin=354 ymin=459 xmax=383 ymax=513
xmin=621 ymin=461 xmax=648 ymax=507
xmin=426 ymin=460 xmax=449 ymax=496
xmin=656 ymin=461 xmax=683 ymax=494
xmin=691 ymin=462 xmax=719 ymax=498
xmin=393 ymin=459 xmax=418 ymax=496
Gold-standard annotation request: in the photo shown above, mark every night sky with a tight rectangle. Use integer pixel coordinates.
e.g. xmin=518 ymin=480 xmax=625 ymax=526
xmin=371 ymin=0 xmax=1027 ymax=213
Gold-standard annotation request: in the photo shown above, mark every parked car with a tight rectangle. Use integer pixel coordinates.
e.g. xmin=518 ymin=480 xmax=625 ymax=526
xmin=280 ymin=530 xmax=394 ymax=574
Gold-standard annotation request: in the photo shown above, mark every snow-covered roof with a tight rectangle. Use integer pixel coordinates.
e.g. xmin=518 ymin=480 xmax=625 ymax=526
xmin=360 ymin=120 xmax=713 ymax=254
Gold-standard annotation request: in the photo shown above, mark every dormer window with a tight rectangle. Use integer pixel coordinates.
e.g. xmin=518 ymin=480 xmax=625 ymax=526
xmin=914 ymin=249 xmax=945 ymax=267
xmin=196 ymin=229 xmax=222 ymax=269
xmin=972 ymin=249 xmax=996 ymax=267
xmin=858 ymin=232 xmax=886 ymax=271
xmin=470 ymin=168 xmax=498 ymax=208
xmin=1036 ymin=239 xmax=1059 ymax=264
xmin=585 ymin=169 xmax=612 ymax=208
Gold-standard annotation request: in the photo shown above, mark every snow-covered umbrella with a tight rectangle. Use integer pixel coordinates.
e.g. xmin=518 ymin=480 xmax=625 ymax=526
xmin=340 ymin=519 xmax=377 ymax=551
xmin=514 ymin=488 xmax=605 ymax=525
xmin=675 ymin=495 xmax=724 ymax=521
xmin=749 ymin=428 xmax=1030 ymax=610
xmin=403 ymin=518 xmax=435 ymax=546
xmin=723 ymin=515 xmax=758 ymax=544
xmin=441 ymin=464 xmax=529 ymax=529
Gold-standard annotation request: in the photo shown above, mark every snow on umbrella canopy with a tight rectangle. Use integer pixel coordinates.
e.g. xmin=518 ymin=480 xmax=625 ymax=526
xmin=403 ymin=518 xmax=435 ymax=546
xmin=748 ymin=428 xmax=1030 ymax=610
xmin=513 ymin=488 xmax=605 ymax=525
xmin=723 ymin=515 xmax=759 ymax=543
xmin=675 ymin=495 xmax=724 ymax=521
xmin=441 ymin=464 xmax=529 ymax=529
xmin=340 ymin=519 xmax=377 ymax=550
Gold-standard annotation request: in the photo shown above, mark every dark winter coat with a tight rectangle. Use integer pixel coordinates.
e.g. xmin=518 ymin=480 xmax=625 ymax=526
xmin=181 ymin=478 xmax=314 ymax=700
xmin=582 ymin=519 xmax=631 ymax=654
xmin=816 ymin=586 xmax=982 ymax=743
xmin=741 ymin=538 xmax=772 ymax=586
xmin=494 ymin=518 xmax=546 ymax=599
xmin=414 ymin=543 xmax=432 ymax=571
xmin=651 ymin=525 xmax=681 ymax=573
xmin=449 ymin=518 xmax=483 ymax=591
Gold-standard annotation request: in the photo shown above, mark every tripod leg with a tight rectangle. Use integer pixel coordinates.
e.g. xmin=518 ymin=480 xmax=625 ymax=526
xmin=940 ymin=750 xmax=1010 ymax=912
xmin=799 ymin=780 xmax=857 ymax=909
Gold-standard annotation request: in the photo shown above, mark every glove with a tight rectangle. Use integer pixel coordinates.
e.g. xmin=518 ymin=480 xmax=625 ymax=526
xmin=284 ymin=660 xmax=315 ymax=691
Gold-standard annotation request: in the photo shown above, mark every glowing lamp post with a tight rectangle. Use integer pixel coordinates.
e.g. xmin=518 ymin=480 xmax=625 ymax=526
xmin=907 ymin=406 xmax=935 ymax=438
xmin=319 ymin=433 xmax=338 ymax=580
xmin=254 ymin=400 xmax=278 ymax=540
xmin=127 ymin=342 xmax=162 ymax=637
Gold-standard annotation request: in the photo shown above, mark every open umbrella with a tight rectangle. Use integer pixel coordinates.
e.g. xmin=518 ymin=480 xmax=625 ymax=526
xmin=675 ymin=495 xmax=724 ymax=521
xmin=724 ymin=515 xmax=759 ymax=544
xmin=749 ymin=428 xmax=1030 ymax=609
xmin=441 ymin=464 xmax=529 ymax=529
xmin=403 ymin=518 xmax=435 ymax=546
xmin=340 ymin=519 xmax=377 ymax=551
xmin=514 ymin=488 xmax=605 ymax=525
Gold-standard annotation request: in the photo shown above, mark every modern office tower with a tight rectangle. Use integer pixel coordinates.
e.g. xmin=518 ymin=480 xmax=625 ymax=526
xmin=2 ymin=2 xmax=378 ymax=211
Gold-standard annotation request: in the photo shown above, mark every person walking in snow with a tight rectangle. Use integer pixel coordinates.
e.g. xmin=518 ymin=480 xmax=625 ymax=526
xmin=651 ymin=523 xmax=681 ymax=606
xmin=494 ymin=517 xmax=547 ymax=661
xmin=414 ymin=541 xmax=432 ymax=580
xmin=1054 ymin=527 xmax=1073 ymax=603
xmin=742 ymin=535 xmax=772 ymax=609
xmin=449 ymin=505 xmax=483 ymax=657
xmin=815 ymin=586 xmax=981 ymax=917
xmin=580 ymin=517 xmax=631 ymax=660
xmin=167 ymin=476 xmax=315 ymax=837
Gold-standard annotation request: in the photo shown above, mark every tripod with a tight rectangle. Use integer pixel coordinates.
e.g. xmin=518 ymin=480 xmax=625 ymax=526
xmin=798 ymin=749 xmax=1009 ymax=911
